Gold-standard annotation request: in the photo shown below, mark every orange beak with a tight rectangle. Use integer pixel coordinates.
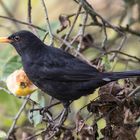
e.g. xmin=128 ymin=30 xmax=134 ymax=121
xmin=0 ymin=37 xmax=12 ymax=43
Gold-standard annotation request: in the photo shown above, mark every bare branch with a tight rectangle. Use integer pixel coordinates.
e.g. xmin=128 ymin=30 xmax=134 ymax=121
xmin=76 ymin=12 xmax=88 ymax=55
xmin=85 ymin=22 xmax=140 ymax=37
xmin=0 ymin=0 xmax=20 ymax=30
xmin=6 ymin=96 xmax=30 ymax=139
xmin=79 ymin=0 xmax=124 ymax=35
xmin=0 ymin=15 xmax=46 ymax=32
xmin=110 ymin=35 xmax=127 ymax=61
xmin=63 ymin=4 xmax=82 ymax=50
xmin=27 ymin=0 xmax=32 ymax=24
xmin=27 ymin=0 xmax=38 ymax=35
xmin=106 ymin=50 xmax=140 ymax=62
xmin=41 ymin=0 xmax=54 ymax=45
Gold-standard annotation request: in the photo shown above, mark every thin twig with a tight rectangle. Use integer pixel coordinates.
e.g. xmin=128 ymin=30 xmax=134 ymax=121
xmin=85 ymin=22 xmax=140 ymax=37
xmin=80 ymin=0 xmax=127 ymax=60
xmin=0 ymin=0 xmax=20 ymax=30
xmin=76 ymin=12 xmax=88 ymax=56
xmin=54 ymin=35 xmax=92 ymax=65
xmin=101 ymin=21 xmax=108 ymax=50
xmin=68 ymin=11 xmax=85 ymax=18
xmin=0 ymin=15 xmax=46 ymax=32
xmin=42 ymin=31 xmax=49 ymax=42
xmin=0 ymin=87 xmax=12 ymax=95
xmin=30 ymin=101 xmax=61 ymax=112
xmin=62 ymin=4 xmax=82 ymax=49
xmin=6 ymin=96 xmax=30 ymax=139
xmin=73 ymin=0 xmax=130 ymax=63
xmin=118 ymin=57 xmax=140 ymax=64
xmin=48 ymin=97 xmax=54 ymax=106
xmin=128 ymin=86 xmax=140 ymax=97
xmin=27 ymin=0 xmax=38 ymax=35
xmin=65 ymin=4 xmax=82 ymax=40
xmin=80 ymin=0 xmax=124 ymax=35
xmin=110 ymin=35 xmax=127 ymax=61
xmin=41 ymin=0 xmax=54 ymax=45
xmin=26 ymin=129 xmax=46 ymax=140
xmin=27 ymin=0 xmax=32 ymax=25
xmin=106 ymin=50 xmax=140 ymax=62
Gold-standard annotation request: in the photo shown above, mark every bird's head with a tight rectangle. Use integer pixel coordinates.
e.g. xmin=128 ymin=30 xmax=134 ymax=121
xmin=0 ymin=30 xmax=42 ymax=55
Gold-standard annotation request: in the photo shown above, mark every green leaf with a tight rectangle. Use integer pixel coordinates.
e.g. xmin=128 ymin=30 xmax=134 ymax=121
xmin=30 ymin=90 xmax=46 ymax=107
xmin=1 ymin=55 xmax=22 ymax=79
xmin=28 ymin=91 xmax=46 ymax=126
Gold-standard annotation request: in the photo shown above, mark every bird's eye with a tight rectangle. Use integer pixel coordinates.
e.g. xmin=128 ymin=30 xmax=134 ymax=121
xmin=14 ymin=36 xmax=20 ymax=41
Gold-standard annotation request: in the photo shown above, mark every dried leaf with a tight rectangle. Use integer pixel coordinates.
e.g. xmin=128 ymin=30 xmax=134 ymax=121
xmin=112 ymin=126 xmax=137 ymax=140
xmin=62 ymin=130 xmax=74 ymax=140
xmin=57 ymin=15 xmax=71 ymax=33
xmin=87 ymin=100 xmax=100 ymax=114
xmin=108 ymin=108 xmax=124 ymax=125
xmin=100 ymin=125 xmax=113 ymax=139
xmin=99 ymin=82 xmax=123 ymax=96
xmin=80 ymin=125 xmax=96 ymax=140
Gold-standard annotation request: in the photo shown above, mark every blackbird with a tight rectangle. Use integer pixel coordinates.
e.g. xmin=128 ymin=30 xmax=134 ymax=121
xmin=0 ymin=30 xmax=140 ymax=108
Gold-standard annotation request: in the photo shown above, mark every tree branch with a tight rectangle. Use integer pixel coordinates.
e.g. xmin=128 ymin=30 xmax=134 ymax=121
xmin=41 ymin=0 xmax=54 ymax=45
xmin=6 ymin=96 xmax=30 ymax=139
xmin=0 ymin=15 xmax=46 ymax=32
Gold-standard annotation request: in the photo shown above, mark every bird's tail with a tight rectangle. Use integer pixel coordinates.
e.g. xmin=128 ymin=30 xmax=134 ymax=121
xmin=102 ymin=70 xmax=140 ymax=82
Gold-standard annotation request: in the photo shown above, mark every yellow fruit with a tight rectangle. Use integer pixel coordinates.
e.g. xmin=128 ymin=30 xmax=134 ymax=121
xmin=6 ymin=69 xmax=37 ymax=96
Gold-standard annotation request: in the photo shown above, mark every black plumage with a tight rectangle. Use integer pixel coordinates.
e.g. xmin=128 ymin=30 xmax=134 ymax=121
xmin=1 ymin=30 xmax=140 ymax=107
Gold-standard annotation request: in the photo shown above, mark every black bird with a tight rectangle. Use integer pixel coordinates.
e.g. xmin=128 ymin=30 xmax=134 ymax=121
xmin=0 ymin=30 xmax=140 ymax=108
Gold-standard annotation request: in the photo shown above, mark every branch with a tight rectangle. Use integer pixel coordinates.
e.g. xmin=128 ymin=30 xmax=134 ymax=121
xmin=65 ymin=4 xmax=82 ymax=41
xmin=76 ymin=12 xmax=88 ymax=55
xmin=63 ymin=4 xmax=82 ymax=50
xmin=106 ymin=50 xmax=140 ymax=62
xmin=86 ymin=22 xmax=140 ymax=37
xmin=27 ymin=0 xmax=32 ymax=24
xmin=54 ymin=35 xmax=92 ymax=65
xmin=26 ymin=129 xmax=46 ymax=140
xmin=0 ymin=0 xmax=20 ymax=30
xmin=27 ymin=0 xmax=38 ymax=35
xmin=6 ymin=96 xmax=30 ymax=139
xmin=0 ymin=15 xmax=46 ymax=32
xmin=128 ymin=86 xmax=140 ymax=97
xmin=110 ymin=35 xmax=127 ymax=61
xmin=79 ymin=0 xmax=124 ymax=35
xmin=41 ymin=0 xmax=54 ymax=45
xmin=101 ymin=21 xmax=108 ymax=50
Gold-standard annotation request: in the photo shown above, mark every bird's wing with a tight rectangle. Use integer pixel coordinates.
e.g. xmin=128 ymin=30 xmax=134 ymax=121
xmin=36 ymin=48 xmax=100 ymax=82
xmin=39 ymin=69 xmax=99 ymax=81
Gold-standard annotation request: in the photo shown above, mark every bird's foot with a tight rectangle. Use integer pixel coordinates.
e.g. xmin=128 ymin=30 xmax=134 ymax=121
xmin=52 ymin=107 xmax=68 ymax=130
xmin=30 ymin=101 xmax=61 ymax=115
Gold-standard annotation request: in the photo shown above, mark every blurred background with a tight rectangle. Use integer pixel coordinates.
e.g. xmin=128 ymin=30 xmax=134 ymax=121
xmin=0 ymin=0 xmax=140 ymax=139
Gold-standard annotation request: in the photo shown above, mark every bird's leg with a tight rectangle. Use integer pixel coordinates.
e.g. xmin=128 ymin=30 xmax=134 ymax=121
xmin=53 ymin=101 xmax=71 ymax=130
xmin=54 ymin=110 xmax=64 ymax=121
xmin=58 ymin=107 xmax=68 ymax=125
xmin=30 ymin=101 xmax=61 ymax=114
xmin=48 ymin=97 xmax=54 ymax=106
xmin=53 ymin=107 xmax=69 ymax=130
